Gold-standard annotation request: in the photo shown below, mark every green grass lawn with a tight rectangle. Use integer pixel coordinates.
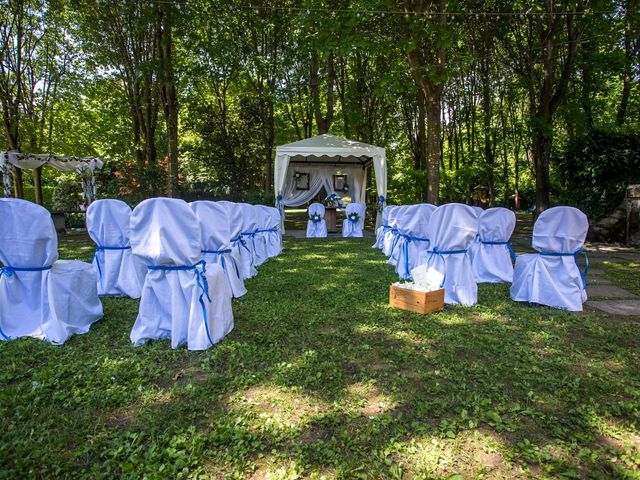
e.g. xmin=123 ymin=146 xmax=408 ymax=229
xmin=1 ymin=234 xmax=639 ymax=479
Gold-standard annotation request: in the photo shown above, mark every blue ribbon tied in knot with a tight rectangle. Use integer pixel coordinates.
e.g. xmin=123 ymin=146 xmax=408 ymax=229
xmin=201 ymin=248 xmax=241 ymax=280
xmin=539 ymin=249 xmax=589 ymax=288
xmin=396 ymin=234 xmax=430 ymax=279
xmin=147 ymin=260 xmax=215 ymax=346
xmin=426 ymin=247 xmax=468 ymax=288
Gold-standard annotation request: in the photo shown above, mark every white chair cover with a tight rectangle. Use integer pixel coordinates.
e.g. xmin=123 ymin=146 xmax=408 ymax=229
xmin=130 ymin=198 xmax=233 ymax=350
xmin=383 ymin=205 xmax=405 ymax=258
xmin=0 ymin=198 xmax=102 ymax=344
xmin=86 ymin=199 xmax=146 ymax=298
xmin=470 ymin=207 xmax=516 ymax=283
xmin=253 ymin=205 xmax=273 ymax=266
xmin=190 ymin=201 xmax=247 ymax=299
xmin=373 ymin=204 xmax=393 ymax=250
xmin=472 ymin=206 xmax=484 ymax=217
xmin=419 ymin=203 xmax=478 ymax=305
xmin=218 ymin=201 xmax=257 ymax=280
xmin=342 ymin=202 xmax=366 ymax=237
xmin=307 ymin=203 xmax=327 ymax=238
xmin=265 ymin=207 xmax=282 ymax=257
xmin=393 ymin=204 xmax=436 ymax=279
xmin=510 ymin=206 xmax=589 ymax=311
xmin=238 ymin=203 xmax=260 ymax=278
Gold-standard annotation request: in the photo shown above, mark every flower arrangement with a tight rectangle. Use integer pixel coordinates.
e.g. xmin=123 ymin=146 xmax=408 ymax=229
xmin=309 ymin=212 xmax=322 ymax=223
xmin=347 ymin=212 xmax=360 ymax=223
xmin=325 ymin=193 xmax=341 ymax=207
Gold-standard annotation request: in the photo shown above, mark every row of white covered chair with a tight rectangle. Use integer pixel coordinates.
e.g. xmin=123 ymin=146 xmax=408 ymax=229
xmin=0 ymin=198 xmax=282 ymax=348
xmin=375 ymin=203 xmax=589 ymax=311
xmin=306 ymin=202 xmax=367 ymax=238
xmin=87 ymin=199 xmax=282 ymax=300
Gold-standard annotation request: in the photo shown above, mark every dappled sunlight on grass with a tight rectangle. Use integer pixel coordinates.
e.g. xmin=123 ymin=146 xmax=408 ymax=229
xmin=1 ymin=232 xmax=638 ymax=478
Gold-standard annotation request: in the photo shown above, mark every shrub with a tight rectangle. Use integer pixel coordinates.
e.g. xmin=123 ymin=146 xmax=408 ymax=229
xmin=51 ymin=174 xmax=82 ymax=213
xmin=556 ymin=129 xmax=640 ymax=219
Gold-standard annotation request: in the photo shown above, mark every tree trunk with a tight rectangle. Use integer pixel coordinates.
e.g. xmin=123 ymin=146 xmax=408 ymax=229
xmin=425 ymin=90 xmax=442 ymax=205
xmin=532 ymin=115 xmax=552 ymax=213
xmin=264 ymin=99 xmax=274 ymax=192
xmin=33 ymin=166 xmax=43 ymax=204
xmin=156 ymin=3 xmax=180 ymax=197
xmin=514 ymin=141 xmax=521 ymax=210
xmin=310 ymin=50 xmax=335 ymax=134
xmin=617 ymin=0 xmax=635 ymax=126
xmin=12 ymin=167 xmax=23 ymax=198
xmin=480 ymin=56 xmax=494 ymax=206
xmin=417 ymin=88 xmax=427 ymax=201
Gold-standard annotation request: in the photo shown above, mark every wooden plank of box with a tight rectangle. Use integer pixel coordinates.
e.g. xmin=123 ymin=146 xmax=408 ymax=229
xmin=389 ymin=285 xmax=445 ymax=314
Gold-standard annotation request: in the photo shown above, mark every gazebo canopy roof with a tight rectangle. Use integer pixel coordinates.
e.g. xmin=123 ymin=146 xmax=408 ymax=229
xmin=275 ymin=134 xmax=385 ymax=168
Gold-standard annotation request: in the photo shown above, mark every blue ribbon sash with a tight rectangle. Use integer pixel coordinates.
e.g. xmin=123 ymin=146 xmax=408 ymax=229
xmin=0 ymin=264 xmax=53 ymax=341
xmin=481 ymin=240 xmax=517 ymax=263
xmin=426 ymin=248 xmax=468 ymax=288
xmin=92 ymin=245 xmax=132 ymax=289
xmin=147 ymin=260 xmax=215 ymax=346
xmin=232 ymin=235 xmax=254 ymax=268
xmin=396 ymin=234 xmax=430 ymax=279
xmin=201 ymin=248 xmax=242 ymax=296
xmin=539 ymin=249 xmax=589 ymax=288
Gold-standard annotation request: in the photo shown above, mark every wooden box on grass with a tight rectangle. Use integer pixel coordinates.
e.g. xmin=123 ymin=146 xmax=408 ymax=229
xmin=389 ymin=285 xmax=445 ymax=314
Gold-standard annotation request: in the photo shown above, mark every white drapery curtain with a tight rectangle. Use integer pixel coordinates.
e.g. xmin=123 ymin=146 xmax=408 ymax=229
xmin=280 ymin=166 xmax=365 ymax=207
xmin=1 ymin=151 xmax=104 ymax=208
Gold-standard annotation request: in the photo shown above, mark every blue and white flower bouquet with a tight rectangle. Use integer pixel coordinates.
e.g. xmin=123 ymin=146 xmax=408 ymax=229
xmin=309 ymin=212 xmax=322 ymax=223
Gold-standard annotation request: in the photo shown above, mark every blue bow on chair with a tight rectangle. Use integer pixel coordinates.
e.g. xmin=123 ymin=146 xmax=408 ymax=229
xmin=147 ymin=260 xmax=215 ymax=346
xmin=425 ymin=247 xmax=468 ymax=288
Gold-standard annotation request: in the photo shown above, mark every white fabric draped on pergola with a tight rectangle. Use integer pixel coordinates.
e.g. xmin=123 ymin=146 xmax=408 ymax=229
xmin=1 ymin=150 xmax=104 ymax=209
xmin=274 ymin=135 xmax=387 ymax=231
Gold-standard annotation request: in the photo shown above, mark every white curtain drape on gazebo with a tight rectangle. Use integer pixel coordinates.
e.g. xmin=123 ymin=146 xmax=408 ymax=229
xmin=279 ymin=166 xmax=366 ymax=207
xmin=1 ymin=151 xmax=104 ymax=208
xmin=274 ymin=135 xmax=387 ymax=232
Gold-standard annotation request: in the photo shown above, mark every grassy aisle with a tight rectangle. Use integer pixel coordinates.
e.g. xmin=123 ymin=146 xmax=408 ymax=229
xmin=0 ymin=234 xmax=639 ymax=479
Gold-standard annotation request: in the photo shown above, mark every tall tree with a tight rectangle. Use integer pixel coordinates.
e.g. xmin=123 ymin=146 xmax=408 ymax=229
xmin=400 ymin=0 xmax=454 ymax=204
xmin=78 ymin=0 xmax=161 ymax=197
xmin=156 ymin=1 xmax=179 ymax=197
xmin=503 ymin=1 xmax=584 ymax=213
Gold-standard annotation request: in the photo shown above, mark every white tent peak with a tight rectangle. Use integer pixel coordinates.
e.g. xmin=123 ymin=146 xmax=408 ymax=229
xmin=276 ymin=134 xmax=385 ymax=156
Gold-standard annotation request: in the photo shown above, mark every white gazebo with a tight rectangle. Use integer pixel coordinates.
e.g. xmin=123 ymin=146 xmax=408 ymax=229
xmin=274 ymin=134 xmax=387 ymax=231
xmin=1 ymin=151 xmax=104 ymax=209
